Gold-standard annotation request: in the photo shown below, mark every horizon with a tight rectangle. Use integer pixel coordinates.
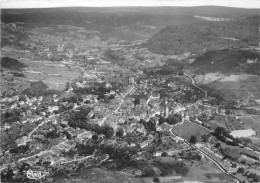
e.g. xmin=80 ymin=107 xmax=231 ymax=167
xmin=1 ymin=0 xmax=260 ymax=9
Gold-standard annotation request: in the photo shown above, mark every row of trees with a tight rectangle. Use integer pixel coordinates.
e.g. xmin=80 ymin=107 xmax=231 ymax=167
xmin=237 ymin=168 xmax=260 ymax=182
xmin=214 ymin=126 xmax=254 ymax=147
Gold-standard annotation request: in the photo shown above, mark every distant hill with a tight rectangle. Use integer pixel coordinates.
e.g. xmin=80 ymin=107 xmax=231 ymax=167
xmin=1 ymin=57 xmax=27 ymax=71
xmin=1 ymin=23 xmax=28 ymax=48
xmin=145 ymin=16 xmax=259 ymax=55
xmin=2 ymin=7 xmax=258 ymax=42
xmin=191 ymin=49 xmax=259 ymax=75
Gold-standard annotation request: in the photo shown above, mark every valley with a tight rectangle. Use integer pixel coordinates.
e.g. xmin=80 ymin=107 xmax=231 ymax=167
xmin=1 ymin=6 xmax=260 ymax=183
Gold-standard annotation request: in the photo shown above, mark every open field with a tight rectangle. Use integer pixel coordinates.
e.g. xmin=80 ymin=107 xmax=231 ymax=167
xmin=203 ymin=74 xmax=260 ymax=100
xmin=194 ymin=72 xmax=225 ymax=85
xmin=230 ymin=129 xmax=256 ymax=138
xmin=251 ymin=115 xmax=260 ymax=122
xmin=216 ymin=139 xmax=260 ymax=161
xmin=184 ymin=160 xmax=229 ymax=182
xmin=21 ymin=60 xmax=82 ymax=90
xmin=239 ymin=115 xmax=260 ymax=135
xmin=208 ymin=115 xmax=246 ymax=132
xmin=171 ymin=121 xmax=210 ymax=141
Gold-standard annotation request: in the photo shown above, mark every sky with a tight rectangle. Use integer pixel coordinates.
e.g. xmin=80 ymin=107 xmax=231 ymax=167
xmin=1 ymin=0 xmax=260 ymax=9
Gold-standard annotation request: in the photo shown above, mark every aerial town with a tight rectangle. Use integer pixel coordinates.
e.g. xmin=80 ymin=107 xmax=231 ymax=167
xmin=1 ymin=5 xmax=260 ymax=183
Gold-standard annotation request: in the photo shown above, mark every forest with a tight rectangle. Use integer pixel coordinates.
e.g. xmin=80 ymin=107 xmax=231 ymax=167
xmin=145 ymin=16 xmax=259 ymax=55
xmin=191 ymin=49 xmax=260 ymax=75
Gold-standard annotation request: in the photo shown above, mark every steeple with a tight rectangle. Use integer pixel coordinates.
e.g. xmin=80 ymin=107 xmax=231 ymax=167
xmin=164 ymin=98 xmax=169 ymax=118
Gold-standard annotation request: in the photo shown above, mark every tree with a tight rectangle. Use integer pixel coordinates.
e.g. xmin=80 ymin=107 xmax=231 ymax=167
xmin=158 ymin=116 xmax=166 ymax=125
xmin=153 ymin=177 xmax=160 ymax=183
xmin=22 ymin=81 xmax=48 ymax=98
xmin=202 ymin=134 xmax=210 ymax=142
xmin=253 ymin=175 xmax=260 ymax=182
xmin=201 ymin=134 xmax=210 ymax=142
xmin=166 ymin=114 xmax=182 ymax=125
xmin=161 ymin=152 xmax=168 ymax=157
xmin=241 ymin=160 xmax=246 ymax=164
xmin=76 ymin=143 xmax=96 ymax=156
xmin=1 ymin=166 xmax=14 ymax=182
xmin=19 ymin=94 xmax=27 ymax=102
xmin=189 ymin=135 xmax=197 ymax=144
xmin=175 ymin=162 xmax=189 ymax=175
xmin=142 ymin=166 xmax=156 ymax=177
xmin=102 ymin=125 xmax=114 ymax=138
xmin=214 ymin=126 xmax=228 ymax=137
xmin=45 ymin=130 xmax=60 ymax=139
xmin=65 ymin=82 xmax=70 ymax=91
xmin=248 ymin=173 xmax=257 ymax=179
xmin=1 ymin=57 xmax=27 ymax=71
xmin=92 ymin=134 xmax=98 ymax=140
xmin=237 ymin=167 xmax=245 ymax=174
xmin=134 ymin=98 xmax=140 ymax=106
xmin=178 ymin=70 xmax=184 ymax=76
xmin=215 ymin=143 xmax=221 ymax=149
xmin=116 ymin=128 xmax=124 ymax=137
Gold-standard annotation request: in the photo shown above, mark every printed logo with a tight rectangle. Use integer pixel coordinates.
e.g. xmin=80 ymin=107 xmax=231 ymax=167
xmin=26 ymin=169 xmax=49 ymax=179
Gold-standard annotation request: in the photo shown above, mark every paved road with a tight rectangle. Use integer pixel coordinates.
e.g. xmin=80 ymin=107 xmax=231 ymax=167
xmin=183 ymin=72 xmax=260 ymax=155
xmin=27 ymin=102 xmax=92 ymax=142
xmin=184 ymin=72 xmax=207 ymax=98
xmin=169 ymin=128 xmax=242 ymax=183
xmin=169 ymin=128 xmax=227 ymax=172
xmin=99 ymin=84 xmax=135 ymax=126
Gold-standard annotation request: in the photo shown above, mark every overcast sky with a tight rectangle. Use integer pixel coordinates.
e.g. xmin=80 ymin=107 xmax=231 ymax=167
xmin=1 ymin=0 xmax=260 ymax=9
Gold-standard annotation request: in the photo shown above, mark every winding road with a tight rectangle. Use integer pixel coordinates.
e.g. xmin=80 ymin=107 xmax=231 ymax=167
xmin=183 ymin=72 xmax=260 ymax=155
xmin=184 ymin=72 xmax=207 ymax=98
xmin=27 ymin=102 xmax=92 ymax=142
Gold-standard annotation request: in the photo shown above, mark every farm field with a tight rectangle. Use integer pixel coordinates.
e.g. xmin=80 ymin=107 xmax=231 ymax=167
xmin=184 ymin=160 xmax=235 ymax=183
xmin=239 ymin=115 xmax=260 ymax=135
xmin=21 ymin=60 xmax=82 ymax=90
xmin=246 ymin=105 xmax=260 ymax=111
xmin=204 ymin=74 xmax=260 ymax=100
xmin=216 ymin=140 xmax=260 ymax=161
xmin=209 ymin=115 xmax=245 ymax=131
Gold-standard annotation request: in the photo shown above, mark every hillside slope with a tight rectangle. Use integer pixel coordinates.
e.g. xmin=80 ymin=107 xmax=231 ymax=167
xmin=145 ymin=16 xmax=259 ymax=55
xmin=201 ymin=75 xmax=260 ymax=100
xmin=191 ymin=49 xmax=259 ymax=75
xmin=1 ymin=57 xmax=27 ymax=71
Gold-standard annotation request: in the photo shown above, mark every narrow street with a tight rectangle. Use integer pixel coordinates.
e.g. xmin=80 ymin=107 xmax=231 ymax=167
xmin=27 ymin=102 xmax=92 ymax=142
